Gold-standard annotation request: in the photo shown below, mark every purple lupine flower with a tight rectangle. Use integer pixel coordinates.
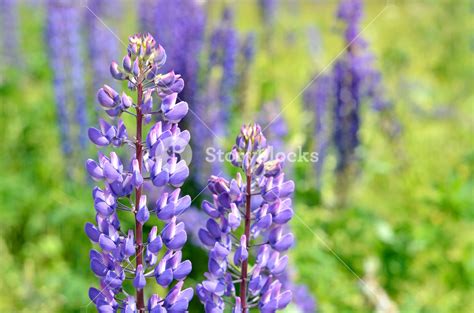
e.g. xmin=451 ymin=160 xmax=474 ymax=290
xmin=137 ymin=0 xmax=156 ymax=34
xmin=177 ymin=206 xmax=208 ymax=247
xmin=142 ymin=0 xmax=206 ymax=105
xmin=292 ymin=284 xmax=317 ymax=312
xmin=259 ymin=0 xmax=279 ymax=27
xmin=258 ymin=100 xmax=288 ymax=158
xmin=64 ymin=3 xmax=88 ymax=148
xmin=278 ymin=266 xmax=317 ymax=313
xmin=191 ymin=7 xmax=239 ymax=185
xmin=85 ymin=0 xmax=122 ymax=92
xmin=85 ymin=33 xmax=193 ymax=312
xmin=257 ymin=100 xmax=297 ymax=180
xmin=209 ymin=7 xmax=238 ymax=127
xmin=242 ymin=32 xmax=256 ymax=64
xmin=304 ymin=75 xmax=332 ymax=189
xmin=236 ymin=32 xmax=256 ymax=111
xmin=197 ymin=124 xmax=294 ymax=312
xmin=46 ymin=0 xmax=73 ymax=156
xmin=46 ymin=0 xmax=89 ymax=155
xmin=332 ymin=0 xmax=382 ymax=173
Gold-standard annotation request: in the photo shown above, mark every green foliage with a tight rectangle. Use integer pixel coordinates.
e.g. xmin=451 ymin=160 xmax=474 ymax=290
xmin=0 ymin=1 xmax=472 ymax=312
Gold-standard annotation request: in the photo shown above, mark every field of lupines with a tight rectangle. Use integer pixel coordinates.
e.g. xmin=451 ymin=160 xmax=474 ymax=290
xmin=0 ymin=0 xmax=472 ymax=312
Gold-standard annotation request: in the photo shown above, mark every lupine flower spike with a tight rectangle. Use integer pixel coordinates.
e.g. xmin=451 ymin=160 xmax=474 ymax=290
xmin=197 ymin=124 xmax=294 ymax=312
xmin=85 ymin=33 xmax=193 ymax=312
xmin=46 ymin=0 xmax=89 ymax=156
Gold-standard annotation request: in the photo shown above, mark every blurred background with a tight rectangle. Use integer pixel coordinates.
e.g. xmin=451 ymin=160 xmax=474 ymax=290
xmin=0 ymin=0 xmax=472 ymax=312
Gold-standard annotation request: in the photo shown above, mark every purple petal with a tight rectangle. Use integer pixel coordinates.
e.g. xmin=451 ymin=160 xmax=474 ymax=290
xmin=273 ymin=207 xmax=293 ymax=224
xmin=272 ymin=233 xmax=294 ymax=252
xmin=133 ymin=264 xmax=146 ymax=289
xmin=279 ymin=180 xmax=295 ymax=198
xmin=164 ymin=102 xmax=188 ymax=123
xmin=137 ymin=195 xmax=150 ymax=224
xmin=99 ymin=234 xmax=116 ymax=251
xmin=88 ymin=127 xmax=109 ymax=146
xmin=173 ymin=260 xmax=192 ymax=280
xmin=152 ymin=170 xmax=169 ymax=187
xmin=148 ymin=235 xmax=163 ymax=254
xmin=202 ymin=201 xmax=219 ymax=218
xmin=166 ymin=229 xmax=187 ymax=250
xmin=198 ymin=229 xmax=215 ymax=247
xmin=88 ymin=287 xmax=103 ymax=304
xmin=156 ymin=268 xmax=173 ymax=287
xmin=86 ymin=159 xmax=104 ymax=180
xmin=276 ymin=290 xmax=292 ymax=310
xmin=97 ymin=88 xmax=115 ymax=108
xmin=124 ymin=230 xmax=135 ymax=257
xmin=85 ymin=223 xmax=100 ymax=242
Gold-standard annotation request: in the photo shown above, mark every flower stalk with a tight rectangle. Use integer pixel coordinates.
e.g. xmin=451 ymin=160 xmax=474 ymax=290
xmin=85 ymin=33 xmax=193 ymax=312
xmin=239 ymin=174 xmax=252 ymax=310
xmin=134 ymin=82 xmax=145 ymax=311
xmin=197 ymin=124 xmax=294 ymax=312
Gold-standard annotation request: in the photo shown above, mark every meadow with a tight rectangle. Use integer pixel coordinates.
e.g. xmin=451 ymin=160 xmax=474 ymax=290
xmin=0 ymin=0 xmax=472 ymax=312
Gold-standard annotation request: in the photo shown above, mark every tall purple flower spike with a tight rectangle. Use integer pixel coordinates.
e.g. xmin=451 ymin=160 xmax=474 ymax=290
xmin=304 ymin=75 xmax=332 ymax=189
xmin=333 ymin=0 xmax=390 ymax=173
xmin=85 ymin=0 xmax=122 ymax=93
xmin=150 ymin=0 xmax=206 ymax=106
xmin=46 ymin=0 xmax=88 ymax=155
xmin=192 ymin=7 xmax=239 ymax=185
xmin=85 ymin=33 xmax=193 ymax=312
xmin=197 ymin=124 xmax=295 ymax=312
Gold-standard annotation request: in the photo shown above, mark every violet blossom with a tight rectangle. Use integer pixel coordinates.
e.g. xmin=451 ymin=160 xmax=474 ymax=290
xmin=333 ymin=0 xmax=392 ymax=173
xmin=197 ymin=124 xmax=295 ymax=312
xmin=303 ymin=75 xmax=332 ymax=189
xmin=191 ymin=7 xmax=239 ymax=185
xmin=46 ymin=0 xmax=88 ymax=155
xmin=85 ymin=0 xmax=122 ymax=92
xmin=85 ymin=33 xmax=193 ymax=312
xmin=137 ymin=0 xmax=206 ymax=107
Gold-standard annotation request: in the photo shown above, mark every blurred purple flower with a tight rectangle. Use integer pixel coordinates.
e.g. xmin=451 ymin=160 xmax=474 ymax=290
xmin=209 ymin=7 xmax=238 ymax=127
xmin=46 ymin=0 xmax=88 ymax=154
xmin=304 ymin=75 xmax=332 ymax=188
xmin=139 ymin=0 xmax=206 ymax=105
xmin=191 ymin=7 xmax=239 ymax=185
xmin=333 ymin=0 xmax=390 ymax=173
xmin=85 ymin=0 xmax=122 ymax=92
xmin=259 ymin=0 xmax=279 ymax=26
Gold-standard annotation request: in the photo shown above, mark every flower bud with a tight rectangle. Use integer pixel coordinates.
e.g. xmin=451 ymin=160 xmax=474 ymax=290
xmin=122 ymin=54 xmax=132 ymax=73
xmin=97 ymin=84 xmax=119 ymax=108
xmin=110 ymin=61 xmax=126 ymax=80
xmin=132 ymin=57 xmax=140 ymax=76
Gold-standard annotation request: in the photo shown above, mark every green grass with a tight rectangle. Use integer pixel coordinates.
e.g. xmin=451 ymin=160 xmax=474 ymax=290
xmin=0 ymin=0 xmax=472 ymax=312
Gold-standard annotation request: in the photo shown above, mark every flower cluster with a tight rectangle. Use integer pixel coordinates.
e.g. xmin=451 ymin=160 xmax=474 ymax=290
xmin=86 ymin=0 xmax=122 ymax=92
xmin=197 ymin=124 xmax=294 ymax=312
xmin=208 ymin=7 xmax=238 ymax=128
xmin=46 ymin=0 xmax=88 ymax=156
xmin=303 ymin=75 xmax=332 ymax=189
xmin=150 ymin=0 xmax=206 ymax=105
xmin=85 ymin=33 xmax=193 ymax=312
xmin=236 ymin=32 xmax=256 ymax=111
xmin=258 ymin=0 xmax=278 ymax=27
xmin=191 ymin=7 xmax=239 ymax=185
xmin=333 ymin=0 xmax=391 ymax=173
